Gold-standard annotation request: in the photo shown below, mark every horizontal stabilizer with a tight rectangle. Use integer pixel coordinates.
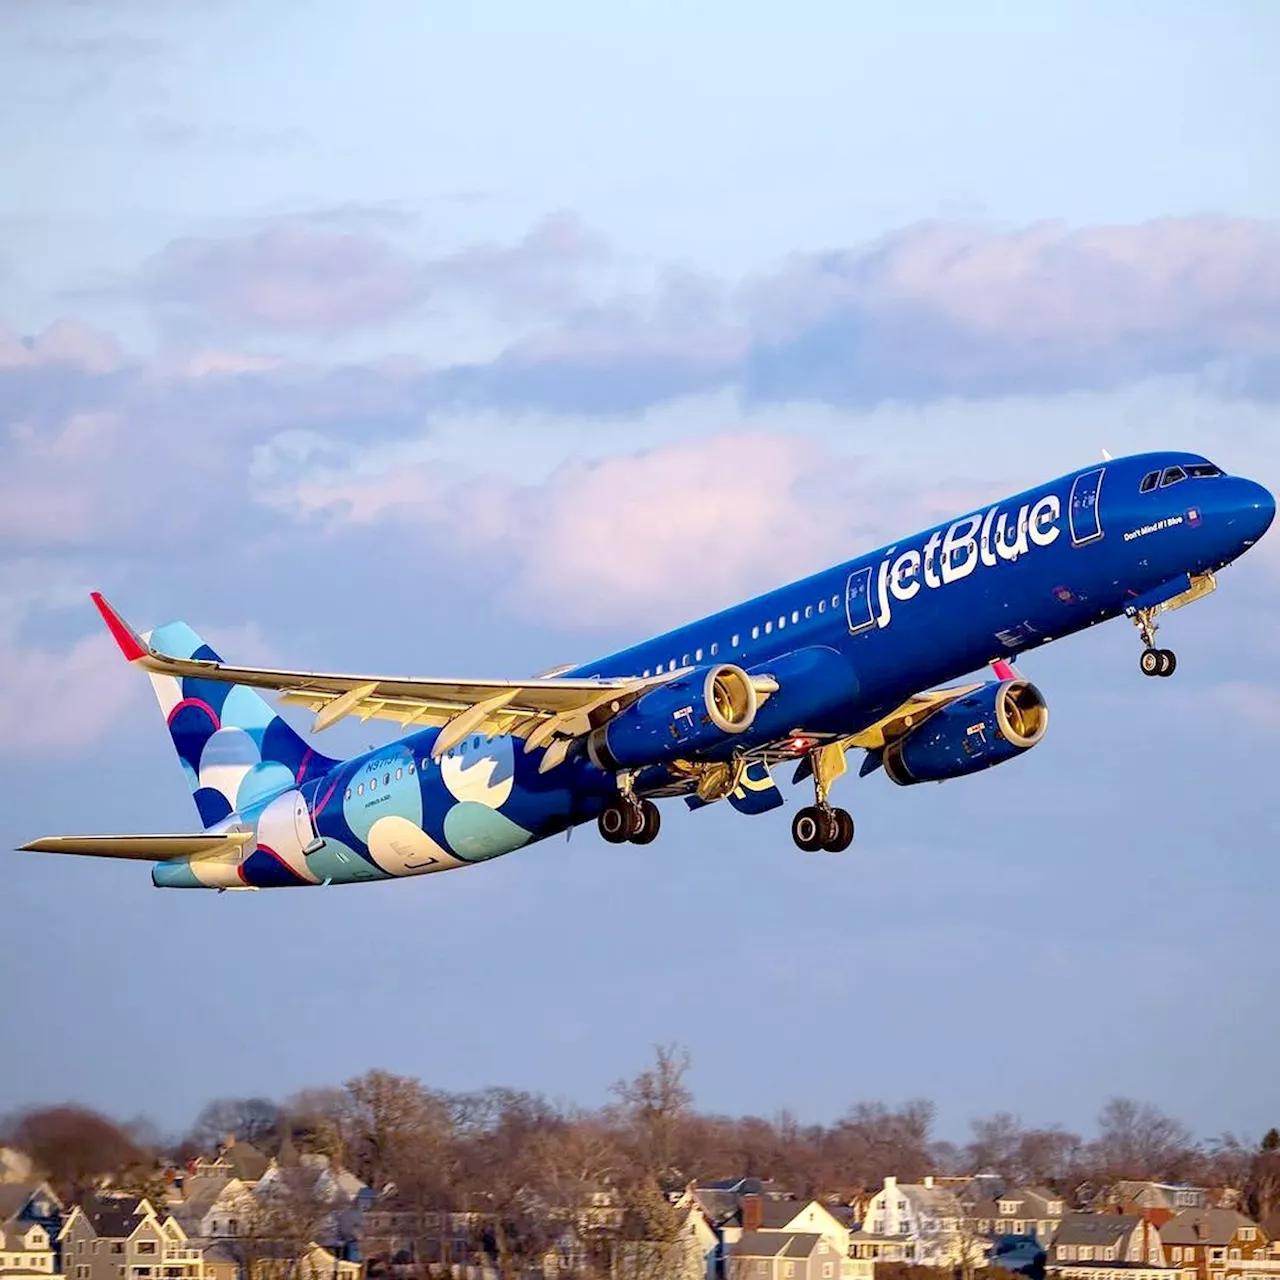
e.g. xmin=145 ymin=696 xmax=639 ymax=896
xmin=18 ymin=832 xmax=253 ymax=861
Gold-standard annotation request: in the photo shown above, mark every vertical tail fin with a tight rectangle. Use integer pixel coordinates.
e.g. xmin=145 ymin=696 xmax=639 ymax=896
xmin=119 ymin=613 xmax=339 ymax=827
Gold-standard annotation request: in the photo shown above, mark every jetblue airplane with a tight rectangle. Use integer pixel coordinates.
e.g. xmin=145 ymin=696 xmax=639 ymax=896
xmin=20 ymin=450 xmax=1274 ymax=889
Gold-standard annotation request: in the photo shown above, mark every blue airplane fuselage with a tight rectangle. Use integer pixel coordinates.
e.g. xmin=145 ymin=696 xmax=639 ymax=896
xmin=152 ymin=450 xmax=1273 ymax=888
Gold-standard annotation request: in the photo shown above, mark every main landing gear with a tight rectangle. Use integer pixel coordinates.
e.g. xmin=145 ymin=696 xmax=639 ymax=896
xmin=597 ymin=794 xmax=661 ymax=845
xmin=1132 ymin=607 xmax=1177 ymax=678
xmin=791 ymin=742 xmax=855 ymax=853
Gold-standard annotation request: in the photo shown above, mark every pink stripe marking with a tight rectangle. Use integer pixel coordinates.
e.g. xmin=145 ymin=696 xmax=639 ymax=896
xmin=167 ymin=696 xmax=221 ymax=730
xmin=296 ymin=747 xmax=314 ymax=782
xmin=990 ymin=659 xmax=1018 ymax=681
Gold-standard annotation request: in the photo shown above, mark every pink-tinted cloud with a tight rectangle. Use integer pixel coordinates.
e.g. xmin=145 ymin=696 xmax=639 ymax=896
xmin=143 ymin=223 xmax=430 ymax=336
xmin=0 ymin=631 xmax=141 ymax=752
xmin=257 ymin=432 xmax=996 ymax=628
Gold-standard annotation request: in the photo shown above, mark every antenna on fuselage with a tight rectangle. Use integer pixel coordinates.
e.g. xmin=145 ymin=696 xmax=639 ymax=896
xmin=1101 ymin=449 xmax=1113 ymax=461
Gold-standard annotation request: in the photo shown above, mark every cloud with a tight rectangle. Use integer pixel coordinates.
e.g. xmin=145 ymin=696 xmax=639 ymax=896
xmin=0 ymin=318 xmax=124 ymax=372
xmin=137 ymin=212 xmax=605 ymax=337
xmin=0 ymin=630 xmax=140 ymax=752
xmin=253 ymin=430 xmax=993 ymax=628
xmin=740 ymin=217 xmax=1280 ymax=405
xmin=142 ymin=223 xmax=431 ymax=336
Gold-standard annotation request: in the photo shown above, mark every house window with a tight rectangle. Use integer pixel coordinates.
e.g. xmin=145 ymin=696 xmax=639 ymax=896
xmin=823 ymin=1265 xmax=833 ymax=1278
xmin=1080 ymin=1247 xmax=1093 ymax=1261
xmin=138 ymin=1243 xmax=157 ymax=1255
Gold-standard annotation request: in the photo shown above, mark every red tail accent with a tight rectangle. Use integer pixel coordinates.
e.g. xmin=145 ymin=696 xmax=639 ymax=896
xmin=90 ymin=592 xmax=147 ymax=662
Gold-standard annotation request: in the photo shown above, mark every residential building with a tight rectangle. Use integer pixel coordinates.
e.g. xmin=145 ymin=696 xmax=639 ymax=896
xmin=857 ymin=1175 xmax=982 ymax=1268
xmin=1050 ymin=1213 xmax=1168 ymax=1270
xmin=611 ymin=1206 xmax=719 ymax=1280
xmin=0 ymin=1155 xmax=35 ymax=1188
xmin=187 ymin=1142 xmax=268 ymax=1189
xmin=1160 ymin=1209 xmax=1270 ymax=1280
xmin=1105 ymin=1186 xmax=1211 ymax=1226
xmin=0 ymin=1214 xmax=63 ymax=1280
xmin=744 ymin=1199 xmax=853 ymax=1258
xmin=729 ymin=1232 xmax=861 ymax=1280
xmin=58 ymin=1196 xmax=204 ymax=1280
xmin=0 ymin=1186 xmax=65 ymax=1273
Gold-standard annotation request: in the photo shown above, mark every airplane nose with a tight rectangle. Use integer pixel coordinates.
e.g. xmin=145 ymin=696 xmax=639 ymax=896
xmin=1232 ymin=478 xmax=1276 ymax=547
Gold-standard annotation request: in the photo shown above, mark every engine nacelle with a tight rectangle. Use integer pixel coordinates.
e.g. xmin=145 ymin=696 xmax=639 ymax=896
xmin=882 ymin=679 xmax=1049 ymax=785
xmin=588 ymin=664 xmax=759 ymax=771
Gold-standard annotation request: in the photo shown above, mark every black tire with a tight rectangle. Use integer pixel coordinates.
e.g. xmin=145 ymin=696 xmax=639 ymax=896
xmin=1140 ymin=648 xmax=1161 ymax=677
xmin=792 ymin=806 xmax=830 ymax=852
xmin=631 ymin=799 xmax=661 ymax=844
xmin=1157 ymin=648 xmax=1177 ymax=677
xmin=823 ymin=807 xmax=855 ymax=852
xmin=597 ymin=800 xmax=632 ymax=843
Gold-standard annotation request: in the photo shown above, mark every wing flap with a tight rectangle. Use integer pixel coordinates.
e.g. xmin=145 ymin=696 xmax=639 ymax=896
xmin=91 ymin=592 xmax=647 ymax=732
xmin=19 ymin=832 xmax=253 ymax=861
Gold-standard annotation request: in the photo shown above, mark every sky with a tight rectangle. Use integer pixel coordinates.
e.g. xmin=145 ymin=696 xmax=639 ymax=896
xmin=2 ymin=0 xmax=1279 ymax=1149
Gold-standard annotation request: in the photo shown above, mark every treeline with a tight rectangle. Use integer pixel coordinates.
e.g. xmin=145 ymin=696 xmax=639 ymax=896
xmin=4 ymin=1046 xmax=1279 ymax=1223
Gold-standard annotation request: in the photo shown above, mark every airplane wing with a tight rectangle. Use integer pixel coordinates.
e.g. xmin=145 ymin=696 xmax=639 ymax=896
xmin=19 ymin=832 xmax=253 ymax=860
xmin=91 ymin=593 xmax=671 ymax=768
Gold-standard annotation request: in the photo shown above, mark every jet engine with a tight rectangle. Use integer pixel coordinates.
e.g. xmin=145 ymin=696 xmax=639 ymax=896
xmin=882 ymin=679 xmax=1049 ymax=785
xmin=588 ymin=663 xmax=760 ymax=771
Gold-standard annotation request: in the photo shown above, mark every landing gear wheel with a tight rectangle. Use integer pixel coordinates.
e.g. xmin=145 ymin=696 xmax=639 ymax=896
xmin=1140 ymin=648 xmax=1162 ymax=677
xmin=598 ymin=798 xmax=639 ymax=844
xmin=631 ymin=799 xmax=661 ymax=845
xmin=822 ymin=807 xmax=855 ymax=852
xmin=1157 ymin=648 xmax=1177 ymax=677
xmin=792 ymin=806 xmax=835 ymax=852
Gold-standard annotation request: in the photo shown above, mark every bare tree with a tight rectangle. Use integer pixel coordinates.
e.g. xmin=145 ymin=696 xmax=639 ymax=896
xmin=190 ymin=1098 xmax=282 ymax=1154
xmin=610 ymin=1043 xmax=694 ymax=1185
xmin=1091 ymin=1097 xmax=1195 ymax=1181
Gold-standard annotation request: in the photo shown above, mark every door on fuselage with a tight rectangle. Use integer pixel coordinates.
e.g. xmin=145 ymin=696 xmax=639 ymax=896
xmin=845 ymin=565 xmax=876 ymax=634
xmin=1069 ymin=467 xmax=1106 ymax=546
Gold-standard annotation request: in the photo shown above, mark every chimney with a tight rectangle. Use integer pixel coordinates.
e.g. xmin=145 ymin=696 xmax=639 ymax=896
xmin=224 ymin=1134 xmax=236 ymax=1149
xmin=885 ymin=1176 xmax=898 ymax=1195
xmin=743 ymin=1195 xmax=763 ymax=1233
xmin=924 ymin=1177 xmax=934 ymax=1190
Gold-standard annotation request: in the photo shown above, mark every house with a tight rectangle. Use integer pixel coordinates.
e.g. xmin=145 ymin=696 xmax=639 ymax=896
xmin=199 ymin=1240 xmax=357 ymax=1280
xmin=1105 ymin=1186 xmax=1212 ymax=1226
xmin=188 ymin=1142 xmax=269 ymax=1189
xmin=745 ymin=1199 xmax=853 ymax=1258
xmin=0 ymin=1214 xmax=64 ymax=1280
xmin=58 ymin=1196 xmax=205 ymax=1280
xmin=856 ymin=1175 xmax=982 ymax=1268
xmin=1160 ymin=1209 xmax=1270 ymax=1280
xmin=612 ymin=1206 xmax=720 ymax=1280
xmin=1049 ymin=1212 xmax=1169 ymax=1275
xmin=0 ymin=1186 xmax=65 ymax=1273
xmin=0 ymin=1155 xmax=35 ymax=1187
xmin=974 ymin=1187 xmax=1066 ymax=1245
xmin=729 ymin=1232 xmax=861 ymax=1280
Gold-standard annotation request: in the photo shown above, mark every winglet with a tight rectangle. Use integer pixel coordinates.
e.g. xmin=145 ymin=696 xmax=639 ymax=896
xmin=90 ymin=592 xmax=149 ymax=662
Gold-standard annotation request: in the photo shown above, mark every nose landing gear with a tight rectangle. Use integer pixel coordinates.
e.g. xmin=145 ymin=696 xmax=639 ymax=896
xmin=1133 ymin=609 xmax=1177 ymax=678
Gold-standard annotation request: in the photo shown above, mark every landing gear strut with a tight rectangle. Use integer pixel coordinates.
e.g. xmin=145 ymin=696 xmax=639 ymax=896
xmin=597 ymin=793 xmax=661 ymax=845
xmin=792 ymin=743 xmax=855 ymax=852
xmin=1133 ymin=608 xmax=1177 ymax=678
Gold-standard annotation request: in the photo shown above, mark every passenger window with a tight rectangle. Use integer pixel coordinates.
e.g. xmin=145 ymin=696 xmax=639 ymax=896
xmin=642 ymin=668 xmax=649 ymax=678
xmin=751 ymin=626 xmax=759 ymax=639
xmin=710 ymin=643 xmax=718 ymax=656
xmin=831 ymin=594 xmax=839 ymax=607
xmin=804 ymin=606 xmax=813 ymax=619
xmin=395 ymin=767 xmax=403 ymax=781
xmin=731 ymin=633 xmax=739 ymax=646
xmin=764 ymin=621 xmax=773 ymax=634
xmin=695 ymin=647 xmax=703 ymax=661
xmin=344 ymin=788 xmax=351 ymax=801
xmin=408 ymin=763 xmax=415 ymax=775
xmin=1160 ymin=466 xmax=1187 ymax=487
xmin=1139 ymin=471 xmax=1159 ymax=493
xmin=778 ymin=615 xmax=786 ymax=628
xmin=818 ymin=600 xmax=827 ymax=613
xmin=669 ymin=659 xmax=676 ymax=672
xmin=792 ymin=610 xmax=800 ymax=623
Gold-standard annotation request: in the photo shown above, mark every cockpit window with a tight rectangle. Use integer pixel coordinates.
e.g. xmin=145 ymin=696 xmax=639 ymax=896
xmin=1186 ymin=463 xmax=1223 ymax=478
xmin=1159 ymin=466 xmax=1187 ymax=487
xmin=1139 ymin=470 xmax=1159 ymax=493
